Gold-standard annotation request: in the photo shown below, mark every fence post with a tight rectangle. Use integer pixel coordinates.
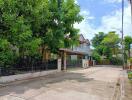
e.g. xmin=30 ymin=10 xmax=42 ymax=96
xmin=64 ymin=52 xmax=67 ymax=70
xmin=0 ymin=67 xmax=1 ymax=76
xmin=93 ymin=60 xmax=95 ymax=66
xmin=57 ymin=59 xmax=62 ymax=72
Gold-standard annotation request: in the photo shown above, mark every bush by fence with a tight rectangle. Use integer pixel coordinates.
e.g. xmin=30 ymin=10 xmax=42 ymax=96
xmin=96 ymin=57 xmax=123 ymax=65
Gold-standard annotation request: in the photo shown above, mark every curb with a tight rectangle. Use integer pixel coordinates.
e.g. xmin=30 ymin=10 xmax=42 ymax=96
xmin=111 ymin=70 xmax=125 ymax=100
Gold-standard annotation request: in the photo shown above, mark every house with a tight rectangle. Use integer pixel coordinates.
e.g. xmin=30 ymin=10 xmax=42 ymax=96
xmin=59 ymin=34 xmax=92 ymax=69
xmin=71 ymin=34 xmax=91 ymax=60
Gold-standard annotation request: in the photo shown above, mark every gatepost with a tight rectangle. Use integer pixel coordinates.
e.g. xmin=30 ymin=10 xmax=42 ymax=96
xmin=57 ymin=59 xmax=62 ymax=72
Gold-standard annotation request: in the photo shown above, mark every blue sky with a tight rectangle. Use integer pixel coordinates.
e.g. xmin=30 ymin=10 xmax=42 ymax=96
xmin=74 ymin=0 xmax=132 ymax=40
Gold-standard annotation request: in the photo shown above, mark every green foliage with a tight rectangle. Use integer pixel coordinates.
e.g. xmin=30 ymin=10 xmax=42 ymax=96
xmin=128 ymin=71 xmax=132 ymax=79
xmin=92 ymin=32 xmax=106 ymax=48
xmin=92 ymin=31 xmax=121 ymax=65
xmin=102 ymin=32 xmax=120 ymax=47
xmin=0 ymin=0 xmax=83 ymax=67
xmin=109 ymin=57 xmax=123 ymax=65
xmin=0 ymin=39 xmax=16 ymax=67
xmin=92 ymin=51 xmax=101 ymax=62
xmin=43 ymin=0 xmax=83 ymax=53
xmin=124 ymin=36 xmax=132 ymax=50
xmin=124 ymin=36 xmax=132 ymax=58
xmin=128 ymin=58 xmax=132 ymax=64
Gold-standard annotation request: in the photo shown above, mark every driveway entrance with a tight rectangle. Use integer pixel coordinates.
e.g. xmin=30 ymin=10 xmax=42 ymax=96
xmin=0 ymin=65 xmax=122 ymax=100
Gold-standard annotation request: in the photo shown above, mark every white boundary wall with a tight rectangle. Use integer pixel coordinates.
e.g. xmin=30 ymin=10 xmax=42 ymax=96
xmin=0 ymin=59 xmax=62 ymax=83
xmin=0 ymin=70 xmax=59 ymax=83
xmin=82 ymin=59 xmax=89 ymax=68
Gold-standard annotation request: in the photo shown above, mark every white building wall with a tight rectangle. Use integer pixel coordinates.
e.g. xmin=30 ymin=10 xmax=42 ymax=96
xmin=73 ymin=43 xmax=90 ymax=55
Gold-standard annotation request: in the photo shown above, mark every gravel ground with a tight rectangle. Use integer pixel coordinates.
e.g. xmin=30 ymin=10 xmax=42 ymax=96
xmin=0 ymin=65 xmax=122 ymax=100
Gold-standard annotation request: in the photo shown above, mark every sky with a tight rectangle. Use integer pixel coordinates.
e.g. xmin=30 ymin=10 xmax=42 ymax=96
xmin=74 ymin=0 xmax=132 ymax=40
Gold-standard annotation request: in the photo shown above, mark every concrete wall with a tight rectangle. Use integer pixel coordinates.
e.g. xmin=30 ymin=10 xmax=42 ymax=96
xmin=0 ymin=70 xmax=59 ymax=84
xmin=0 ymin=59 xmax=62 ymax=84
xmin=82 ymin=59 xmax=89 ymax=68
xmin=73 ymin=43 xmax=90 ymax=55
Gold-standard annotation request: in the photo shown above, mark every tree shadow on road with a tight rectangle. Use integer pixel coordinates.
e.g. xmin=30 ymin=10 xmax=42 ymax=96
xmin=0 ymin=71 xmax=94 ymax=98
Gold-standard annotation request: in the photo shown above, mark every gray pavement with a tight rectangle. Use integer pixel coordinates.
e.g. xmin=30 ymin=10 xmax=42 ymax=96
xmin=0 ymin=65 xmax=122 ymax=100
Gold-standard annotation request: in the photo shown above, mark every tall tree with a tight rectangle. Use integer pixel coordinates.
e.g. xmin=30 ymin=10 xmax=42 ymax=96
xmin=0 ymin=0 xmax=83 ymax=67
xmin=0 ymin=0 xmax=49 ymax=66
xmin=101 ymin=31 xmax=120 ymax=56
xmin=39 ymin=0 xmax=83 ymax=53
xmin=92 ymin=32 xmax=106 ymax=48
xmin=92 ymin=31 xmax=120 ymax=61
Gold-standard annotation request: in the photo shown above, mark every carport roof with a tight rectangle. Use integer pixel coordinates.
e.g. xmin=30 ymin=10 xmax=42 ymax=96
xmin=59 ymin=48 xmax=86 ymax=55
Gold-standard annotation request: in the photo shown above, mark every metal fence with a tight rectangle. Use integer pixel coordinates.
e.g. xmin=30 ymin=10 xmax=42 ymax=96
xmin=0 ymin=60 xmax=57 ymax=76
xmin=66 ymin=59 xmax=82 ymax=68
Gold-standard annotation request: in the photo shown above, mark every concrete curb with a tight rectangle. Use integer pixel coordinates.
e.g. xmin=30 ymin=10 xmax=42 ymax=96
xmin=111 ymin=70 xmax=125 ymax=100
xmin=0 ymin=70 xmax=60 ymax=88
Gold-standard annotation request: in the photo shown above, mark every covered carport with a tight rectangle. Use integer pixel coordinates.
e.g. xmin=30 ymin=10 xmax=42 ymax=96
xmin=59 ymin=48 xmax=88 ymax=70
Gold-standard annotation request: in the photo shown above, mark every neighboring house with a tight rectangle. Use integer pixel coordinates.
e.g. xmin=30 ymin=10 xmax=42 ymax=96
xmin=73 ymin=34 xmax=90 ymax=55
xmin=71 ymin=34 xmax=91 ymax=60
xmin=59 ymin=34 xmax=92 ymax=69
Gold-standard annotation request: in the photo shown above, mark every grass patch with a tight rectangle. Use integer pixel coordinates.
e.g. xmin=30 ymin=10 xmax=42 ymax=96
xmin=128 ymin=71 xmax=132 ymax=79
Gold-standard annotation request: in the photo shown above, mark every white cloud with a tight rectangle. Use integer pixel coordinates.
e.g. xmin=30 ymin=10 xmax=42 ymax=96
xmin=74 ymin=5 xmax=132 ymax=40
xmin=74 ymin=10 xmax=96 ymax=40
xmin=75 ymin=0 xmax=79 ymax=5
xmin=104 ymin=0 xmax=122 ymax=3
xmin=97 ymin=5 xmax=132 ymax=36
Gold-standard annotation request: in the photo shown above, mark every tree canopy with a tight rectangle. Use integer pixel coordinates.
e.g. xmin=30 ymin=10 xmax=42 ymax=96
xmin=124 ymin=36 xmax=132 ymax=58
xmin=0 ymin=0 xmax=83 ymax=67
xmin=92 ymin=31 xmax=121 ymax=64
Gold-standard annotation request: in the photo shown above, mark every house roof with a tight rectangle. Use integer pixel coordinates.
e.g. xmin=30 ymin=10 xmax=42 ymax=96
xmin=64 ymin=33 xmax=90 ymax=45
xmin=59 ymin=48 xmax=86 ymax=55
xmin=79 ymin=34 xmax=90 ymax=45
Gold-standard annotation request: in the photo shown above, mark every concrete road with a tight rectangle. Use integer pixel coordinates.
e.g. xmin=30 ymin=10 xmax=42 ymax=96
xmin=0 ymin=65 xmax=122 ymax=100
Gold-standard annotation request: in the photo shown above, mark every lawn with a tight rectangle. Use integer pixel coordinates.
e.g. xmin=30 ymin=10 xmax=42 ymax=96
xmin=128 ymin=71 xmax=132 ymax=78
xmin=128 ymin=71 xmax=132 ymax=84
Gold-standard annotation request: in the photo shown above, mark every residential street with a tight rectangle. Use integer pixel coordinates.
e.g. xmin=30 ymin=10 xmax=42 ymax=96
xmin=0 ymin=66 xmax=122 ymax=100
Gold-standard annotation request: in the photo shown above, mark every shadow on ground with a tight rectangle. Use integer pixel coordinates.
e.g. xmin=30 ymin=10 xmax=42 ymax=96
xmin=0 ymin=71 xmax=94 ymax=97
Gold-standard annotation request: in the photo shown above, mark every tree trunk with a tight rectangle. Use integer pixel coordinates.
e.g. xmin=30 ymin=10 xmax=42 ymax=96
xmin=128 ymin=49 xmax=131 ymax=58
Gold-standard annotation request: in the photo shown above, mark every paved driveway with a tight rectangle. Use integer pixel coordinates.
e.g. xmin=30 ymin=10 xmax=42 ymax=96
xmin=0 ymin=65 xmax=122 ymax=100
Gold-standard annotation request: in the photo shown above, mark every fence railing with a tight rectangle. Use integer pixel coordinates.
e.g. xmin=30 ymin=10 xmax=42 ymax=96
xmin=0 ymin=60 xmax=57 ymax=76
xmin=66 ymin=59 xmax=82 ymax=68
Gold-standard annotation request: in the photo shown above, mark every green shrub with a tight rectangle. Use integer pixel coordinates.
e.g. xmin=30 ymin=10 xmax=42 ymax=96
xmin=129 ymin=58 xmax=132 ymax=64
xmin=0 ymin=39 xmax=16 ymax=67
xmin=128 ymin=72 xmax=132 ymax=79
xmin=92 ymin=51 xmax=101 ymax=62
xmin=110 ymin=57 xmax=123 ymax=65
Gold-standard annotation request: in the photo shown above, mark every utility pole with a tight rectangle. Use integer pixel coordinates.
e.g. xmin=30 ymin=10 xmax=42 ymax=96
xmin=129 ymin=0 xmax=132 ymax=58
xmin=122 ymin=0 xmax=125 ymax=69
xmin=129 ymin=0 xmax=132 ymax=23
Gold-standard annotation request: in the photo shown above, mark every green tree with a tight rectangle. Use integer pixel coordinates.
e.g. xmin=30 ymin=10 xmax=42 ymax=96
xmin=39 ymin=0 xmax=83 ymax=54
xmin=92 ymin=51 xmax=101 ymax=62
xmin=92 ymin=32 xmax=106 ymax=48
xmin=0 ymin=39 xmax=16 ymax=67
xmin=92 ymin=31 xmax=121 ymax=65
xmin=124 ymin=36 xmax=132 ymax=58
xmin=101 ymin=31 xmax=120 ymax=56
xmin=0 ymin=0 xmax=49 ymax=65
xmin=0 ymin=0 xmax=83 ymax=67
